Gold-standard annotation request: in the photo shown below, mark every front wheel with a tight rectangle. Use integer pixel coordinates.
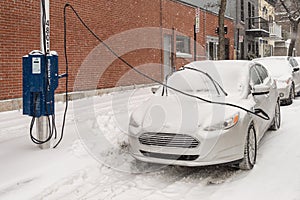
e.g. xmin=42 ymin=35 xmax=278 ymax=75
xmin=239 ymin=124 xmax=257 ymax=170
xmin=269 ymin=99 xmax=281 ymax=130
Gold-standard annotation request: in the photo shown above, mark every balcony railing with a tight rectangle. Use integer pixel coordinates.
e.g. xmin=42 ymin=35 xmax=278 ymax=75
xmin=269 ymin=22 xmax=282 ymax=39
xmin=246 ymin=17 xmax=270 ymax=37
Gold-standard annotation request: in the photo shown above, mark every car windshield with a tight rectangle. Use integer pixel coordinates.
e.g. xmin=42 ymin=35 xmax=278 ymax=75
xmin=184 ymin=61 xmax=250 ymax=98
xmin=167 ymin=69 xmax=222 ymax=96
xmin=256 ymin=59 xmax=292 ymax=77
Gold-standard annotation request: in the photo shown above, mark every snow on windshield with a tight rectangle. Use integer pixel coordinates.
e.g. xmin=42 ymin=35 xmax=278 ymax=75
xmin=167 ymin=69 xmax=220 ymax=96
xmin=185 ymin=61 xmax=249 ymax=97
xmin=256 ymin=59 xmax=293 ymax=77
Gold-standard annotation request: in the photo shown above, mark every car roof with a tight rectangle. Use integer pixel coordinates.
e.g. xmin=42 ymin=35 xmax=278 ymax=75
xmin=253 ymin=56 xmax=290 ymax=61
xmin=187 ymin=60 xmax=253 ymax=68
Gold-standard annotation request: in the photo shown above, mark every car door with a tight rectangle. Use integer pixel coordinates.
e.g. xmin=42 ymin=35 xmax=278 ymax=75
xmin=255 ymin=64 xmax=277 ymax=129
xmin=249 ymin=65 xmax=264 ymax=139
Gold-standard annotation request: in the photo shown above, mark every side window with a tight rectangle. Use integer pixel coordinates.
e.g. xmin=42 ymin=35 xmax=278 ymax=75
xmin=250 ymin=66 xmax=262 ymax=86
xmin=255 ymin=64 xmax=268 ymax=82
xmin=290 ymin=58 xmax=298 ymax=67
xmin=289 ymin=59 xmax=294 ymax=67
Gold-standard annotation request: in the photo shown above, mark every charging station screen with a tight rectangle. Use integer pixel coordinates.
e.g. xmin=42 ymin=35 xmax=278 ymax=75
xmin=32 ymin=57 xmax=41 ymax=74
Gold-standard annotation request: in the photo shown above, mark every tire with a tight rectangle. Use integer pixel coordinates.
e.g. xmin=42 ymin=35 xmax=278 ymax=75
xmin=239 ymin=124 xmax=257 ymax=170
xmin=269 ymin=100 xmax=281 ymax=130
xmin=286 ymin=84 xmax=295 ymax=105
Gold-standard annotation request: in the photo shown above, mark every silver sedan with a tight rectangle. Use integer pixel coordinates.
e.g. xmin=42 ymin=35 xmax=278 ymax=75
xmin=128 ymin=60 xmax=281 ymax=170
xmin=254 ymin=56 xmax=300 ymax=105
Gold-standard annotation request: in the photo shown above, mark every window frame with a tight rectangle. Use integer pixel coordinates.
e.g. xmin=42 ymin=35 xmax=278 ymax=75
xmin=241 ymin=0 xmax=245 ymax=22
xmin=176 ymin=35 xmax=191 ymax=54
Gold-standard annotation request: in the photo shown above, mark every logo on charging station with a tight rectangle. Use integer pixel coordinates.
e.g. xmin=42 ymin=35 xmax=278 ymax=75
xmin=47 ymin=58 xmax=51 ymax=91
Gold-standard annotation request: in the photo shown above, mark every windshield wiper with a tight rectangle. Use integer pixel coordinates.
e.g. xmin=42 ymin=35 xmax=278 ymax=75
xmin=183 ymin=66 xmax=228 ymax=96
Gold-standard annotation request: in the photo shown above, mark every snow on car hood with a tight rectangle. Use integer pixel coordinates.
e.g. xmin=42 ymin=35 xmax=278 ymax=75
xmin=275 ymin=73 xmax=292 ymax=82
xmin=129 ymin=94 xmax=252 ymax=134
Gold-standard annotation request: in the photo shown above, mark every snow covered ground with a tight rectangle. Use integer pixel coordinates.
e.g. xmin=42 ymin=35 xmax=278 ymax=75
xmin=0 ymin=87 xmax=300 ymax=200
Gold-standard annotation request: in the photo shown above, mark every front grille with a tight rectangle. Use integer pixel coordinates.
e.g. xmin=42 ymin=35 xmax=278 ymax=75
xmin=140 ymin=150 xmax=199 ymax=161
xmin=138 ymin=132 xmax=199 ymax=148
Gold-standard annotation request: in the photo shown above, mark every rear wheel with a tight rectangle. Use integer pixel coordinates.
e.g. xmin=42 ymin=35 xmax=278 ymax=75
xmin=286 ymin=84 xmax=295 ymax=105
xmin=239 ymin=124 xmax=257 ymax=170
xmin=269 ymin=100 xmax=281 ymax=130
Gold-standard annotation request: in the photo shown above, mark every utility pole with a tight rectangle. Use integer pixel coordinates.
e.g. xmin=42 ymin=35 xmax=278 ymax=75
xmin=218 ymin=0 xmax=227 ymax=60
xmin=37 ymin=0 xmax=51 ymax=149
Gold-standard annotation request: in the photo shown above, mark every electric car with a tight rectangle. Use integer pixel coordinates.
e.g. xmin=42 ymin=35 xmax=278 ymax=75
xmin=254 ymin=56 xmax=300 ymax=105
xmin=128 ymin=60 xmax=281 ymax=170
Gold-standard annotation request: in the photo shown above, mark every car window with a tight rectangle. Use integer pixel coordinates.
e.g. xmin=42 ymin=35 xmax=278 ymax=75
xmin=255 ymin=64 xmax=268 ymax=82
xmin=290 ymin=58 xmax=298 ymax=67
xmin=291 ymin=58 xmax=299 ymax=67
xmin=250 ymin=66 xmax=262 ymax=86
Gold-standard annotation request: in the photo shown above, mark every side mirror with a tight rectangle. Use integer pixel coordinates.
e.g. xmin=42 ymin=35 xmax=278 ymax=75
xmin=151 ymin=87 xmax=159 ymax=94
xmin=252 ymin=84 xmax=270 ymax=96
xmin=293 ymin=67 xmax=300 ymax=72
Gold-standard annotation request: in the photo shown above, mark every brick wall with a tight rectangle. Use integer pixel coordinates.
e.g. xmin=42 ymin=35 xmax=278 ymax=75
xmin=0 ymin=0 xmax=234 ymax=101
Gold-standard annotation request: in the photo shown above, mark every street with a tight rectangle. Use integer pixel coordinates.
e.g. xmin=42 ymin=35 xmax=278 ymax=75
xmin=0 ymin=87 xmax=300 ymax=200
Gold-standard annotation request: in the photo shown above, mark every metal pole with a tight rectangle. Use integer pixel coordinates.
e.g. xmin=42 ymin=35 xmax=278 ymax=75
xmin=237 ymin=28 xmax=240 ymax=60
xmin=38 ymin=0 xmax=51 ymax=149
xmin=194 ymin=25 xmax=197 ymax=61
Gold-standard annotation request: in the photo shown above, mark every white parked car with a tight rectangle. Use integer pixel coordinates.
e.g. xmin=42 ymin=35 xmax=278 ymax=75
xmin=292 ymin=56 xmax=300 ymax=95
xmin=129 ymin=61 xmax=281 ymax=170
xmin=254 ymin=56 xmax=300 ymax=105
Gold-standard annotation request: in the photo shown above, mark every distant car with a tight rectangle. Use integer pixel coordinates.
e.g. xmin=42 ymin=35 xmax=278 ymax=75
xmin=129 ymin=61 xmax=281 ymax=170
xmin=253 ymin=56 xmax=300 ymax=105
xmin=293 ymin=56 xmax=300 ymax=94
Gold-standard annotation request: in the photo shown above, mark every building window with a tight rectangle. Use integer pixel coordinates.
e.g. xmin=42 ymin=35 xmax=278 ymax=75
xmin=176 ymin=36 xmax=190 ymax=54
xmin=241 ymin=0 xmax=244 ymax=22
xmin=251 ymin=5 xmax=255 ymax=26
xmin=248 ymin=2 xmax=252 ymax=29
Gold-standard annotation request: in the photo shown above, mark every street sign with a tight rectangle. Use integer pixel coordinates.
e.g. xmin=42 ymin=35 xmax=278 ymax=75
xmin=195 ymin=8 xmax=200 ymax=33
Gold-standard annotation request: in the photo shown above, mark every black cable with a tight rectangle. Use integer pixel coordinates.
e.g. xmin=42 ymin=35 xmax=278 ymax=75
xmin=52 ymin=3 xmax=69 ymax=148
xmin=62 ymin=4 xmax=270 ymax=122
xmin=30 ymin=93 xmax=54 ymax=145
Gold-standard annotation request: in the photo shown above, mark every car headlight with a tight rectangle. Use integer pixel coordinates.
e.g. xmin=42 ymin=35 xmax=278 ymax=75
xmin=203 ymin=113 xmax=239 ymax=131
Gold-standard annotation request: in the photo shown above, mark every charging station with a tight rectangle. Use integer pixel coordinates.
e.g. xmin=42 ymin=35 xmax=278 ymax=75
xmin=23 ymin=51 xmax=58 ymax=117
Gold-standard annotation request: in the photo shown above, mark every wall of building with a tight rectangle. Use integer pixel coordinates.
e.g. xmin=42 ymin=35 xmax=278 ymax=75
xmin=0 ymin=0 xmax=234 ymax=101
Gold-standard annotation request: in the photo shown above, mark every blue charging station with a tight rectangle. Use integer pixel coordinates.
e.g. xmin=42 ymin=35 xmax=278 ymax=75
xmin=23 ymin=50 xmax=59 ymax=117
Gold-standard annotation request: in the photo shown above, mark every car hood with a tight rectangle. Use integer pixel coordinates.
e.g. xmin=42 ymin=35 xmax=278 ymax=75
xmin=129 ymin=94 xmax=252 ymax=134
xmin=274 ymin=73 xmax=292 ymax=82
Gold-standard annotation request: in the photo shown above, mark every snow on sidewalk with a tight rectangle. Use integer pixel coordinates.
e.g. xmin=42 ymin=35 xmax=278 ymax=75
xmin=0 ymin=88 xmax=300 ymax=200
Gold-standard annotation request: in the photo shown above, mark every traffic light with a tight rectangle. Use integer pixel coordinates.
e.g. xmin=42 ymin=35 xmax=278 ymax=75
xmin=215 ymin=26 xmax=228 ymax=34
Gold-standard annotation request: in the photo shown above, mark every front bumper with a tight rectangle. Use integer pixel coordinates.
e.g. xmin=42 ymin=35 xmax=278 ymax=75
xmin=128 ymin=122 xmax=247 ymax=167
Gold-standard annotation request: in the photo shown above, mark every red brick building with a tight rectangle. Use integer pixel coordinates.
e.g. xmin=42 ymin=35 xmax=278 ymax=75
xmin=0 ymin=0 xmax=234 ymax=102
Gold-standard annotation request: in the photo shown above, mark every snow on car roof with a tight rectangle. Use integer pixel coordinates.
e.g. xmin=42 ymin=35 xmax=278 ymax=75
xmin=254 ymin=58 xmax=293 ymax=77
xmin=255 ymin=56 xmax=289 ymax=60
